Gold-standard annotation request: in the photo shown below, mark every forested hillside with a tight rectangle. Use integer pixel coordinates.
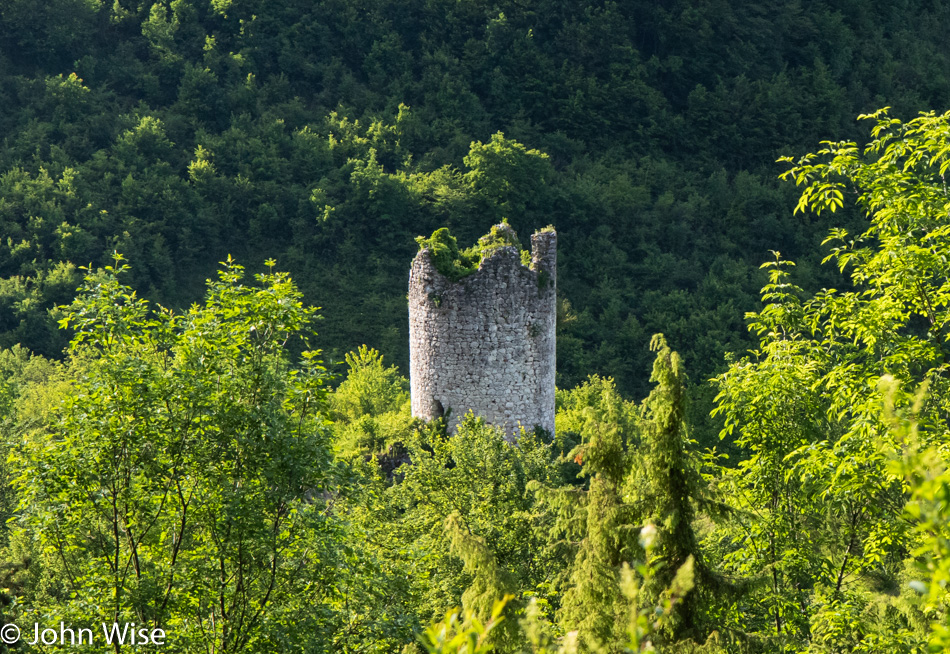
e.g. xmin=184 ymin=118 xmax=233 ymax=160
xmin=5 ymin=1 xmax=950 ymax=653
xmin=4 ymin=0 xmax=950 ymax=426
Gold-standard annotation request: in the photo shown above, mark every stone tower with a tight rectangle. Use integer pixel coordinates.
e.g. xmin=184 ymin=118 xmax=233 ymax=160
xmin=408 ymin=226 xmax=556 ymax=438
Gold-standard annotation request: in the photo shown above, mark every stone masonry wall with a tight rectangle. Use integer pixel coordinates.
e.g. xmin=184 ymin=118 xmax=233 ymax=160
xmin=408 ymin=228 xmax=556 ymax=439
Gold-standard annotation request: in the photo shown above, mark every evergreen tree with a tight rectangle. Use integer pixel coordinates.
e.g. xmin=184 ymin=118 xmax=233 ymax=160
xmin=637 ymin=334 xmax=704 ymax=640
xmin=550 ymin=384 xmax=637 ymax=651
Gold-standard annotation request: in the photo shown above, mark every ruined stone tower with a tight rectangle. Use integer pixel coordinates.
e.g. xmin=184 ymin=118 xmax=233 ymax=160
xmin=408 ymin=225 xmax=556 ymax=438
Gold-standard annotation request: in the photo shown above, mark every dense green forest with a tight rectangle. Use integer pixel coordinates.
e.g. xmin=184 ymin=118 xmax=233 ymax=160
xmin=4 ymin=0 xmax=950 ymax=652
xmin=6 ymin=0 xmax=950 ymax=429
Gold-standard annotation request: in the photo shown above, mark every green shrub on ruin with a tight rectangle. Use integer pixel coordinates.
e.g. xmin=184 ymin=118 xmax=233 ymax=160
xmin=415 ymin=221 xmax=533 ymax=282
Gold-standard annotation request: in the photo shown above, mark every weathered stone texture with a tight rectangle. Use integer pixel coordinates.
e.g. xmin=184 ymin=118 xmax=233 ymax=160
xmin=409 ymin=228 xmax=556 ymax=438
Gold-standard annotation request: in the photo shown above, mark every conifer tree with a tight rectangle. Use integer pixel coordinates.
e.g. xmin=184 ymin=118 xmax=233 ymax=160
xmin=554 ymin=386 xmax=637 ymax=651
xmin=637 ymin=335 xmax=702 ymax=637
xmin=443 ymin=512 xmax=520 ymax=650
xmin=634 ymin=334 xmax=731 ymax=651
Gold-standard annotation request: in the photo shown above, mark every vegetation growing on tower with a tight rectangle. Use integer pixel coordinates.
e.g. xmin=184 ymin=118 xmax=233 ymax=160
xmin=414 ymin=221 xmax=531 ymax=282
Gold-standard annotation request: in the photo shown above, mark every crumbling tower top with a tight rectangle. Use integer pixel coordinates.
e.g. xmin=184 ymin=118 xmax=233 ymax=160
xmin=408 ymin=224 xmax=557 ymax=438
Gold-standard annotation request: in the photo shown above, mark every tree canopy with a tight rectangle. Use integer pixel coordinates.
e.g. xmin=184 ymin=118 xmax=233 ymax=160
xmin=4 ymin=0 xmax=950 ymax=446
xmin=4 ymin=1 xmax=950 ymax=651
